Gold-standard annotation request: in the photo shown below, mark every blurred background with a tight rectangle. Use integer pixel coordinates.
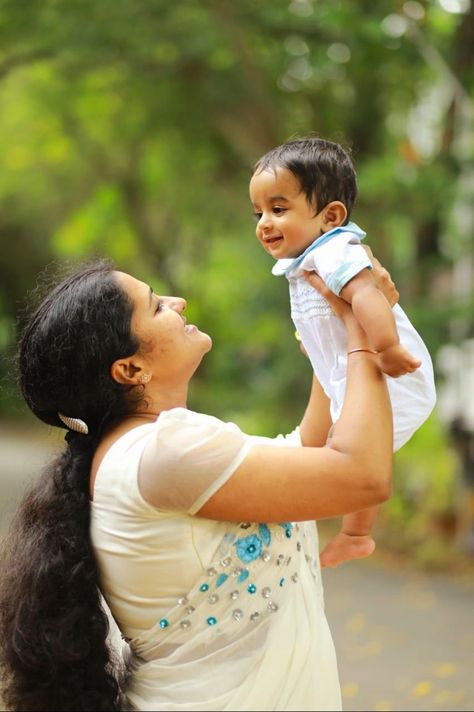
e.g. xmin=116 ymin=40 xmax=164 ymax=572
xmin=0 ymin=1 xmax=473 ymax=709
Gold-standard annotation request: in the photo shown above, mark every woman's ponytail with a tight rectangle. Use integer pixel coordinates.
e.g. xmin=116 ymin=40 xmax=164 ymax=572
xmin=0 ymin=262 xmax=140 ymax=710
xmin=0 ymin=439 xmax=124 ymax=711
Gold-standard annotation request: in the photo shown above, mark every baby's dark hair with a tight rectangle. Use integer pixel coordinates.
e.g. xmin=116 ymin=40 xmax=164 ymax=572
xmin=252 ymin=137 xmax=358 ymax=220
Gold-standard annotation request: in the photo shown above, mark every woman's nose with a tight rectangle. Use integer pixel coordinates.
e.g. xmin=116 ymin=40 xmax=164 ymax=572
xmin=169 ymin=297 xmax=187 ymax=312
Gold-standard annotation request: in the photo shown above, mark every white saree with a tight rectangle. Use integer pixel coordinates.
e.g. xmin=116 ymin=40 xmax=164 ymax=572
xmin=90 ymin=408 xmax=341 ymax=711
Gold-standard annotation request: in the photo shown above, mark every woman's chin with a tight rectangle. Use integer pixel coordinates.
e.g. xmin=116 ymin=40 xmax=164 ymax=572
xmin=202 ymin=334 xmax=213 ymax=352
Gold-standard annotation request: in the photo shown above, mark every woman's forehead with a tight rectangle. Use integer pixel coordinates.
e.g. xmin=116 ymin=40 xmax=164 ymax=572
xmin=115 ymin=271 xmax=142 ymax=291
xmin=114 ymin=271 xmax=149 ymax=304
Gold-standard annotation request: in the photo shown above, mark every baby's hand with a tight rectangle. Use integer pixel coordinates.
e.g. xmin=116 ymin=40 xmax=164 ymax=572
xmin=378 ymin=343 xmax=421 ymax=377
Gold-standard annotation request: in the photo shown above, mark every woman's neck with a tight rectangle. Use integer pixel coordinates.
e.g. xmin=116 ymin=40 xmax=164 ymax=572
xmin=135 ymin=383 xmax=189 ymax=419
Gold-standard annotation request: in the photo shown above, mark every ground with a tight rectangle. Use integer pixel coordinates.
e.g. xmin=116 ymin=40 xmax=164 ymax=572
xmin=1 ymin=421 xmax=473 ymax=711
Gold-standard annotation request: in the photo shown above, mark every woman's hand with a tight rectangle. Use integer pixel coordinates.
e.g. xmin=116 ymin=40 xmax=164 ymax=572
xmin=362 ymin=245 xmax=399 ymax=307
xmin=304 ymin=246 xmax=398 ymax=313
xmin=302 ymin=270 xmax=371 ymax=350
xmin=303 ymin=270 xmax=353 ymax=320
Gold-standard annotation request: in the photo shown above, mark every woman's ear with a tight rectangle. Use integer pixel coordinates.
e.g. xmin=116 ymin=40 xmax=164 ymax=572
xmin=321 ymin=201 xmax=347 ymax=231
xmin=110 ymin=358 xmax=142 ymax=385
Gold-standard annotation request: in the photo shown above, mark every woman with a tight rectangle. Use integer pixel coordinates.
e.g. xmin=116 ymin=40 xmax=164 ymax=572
xmin=0 ymin=258 xmax=394 ymax=711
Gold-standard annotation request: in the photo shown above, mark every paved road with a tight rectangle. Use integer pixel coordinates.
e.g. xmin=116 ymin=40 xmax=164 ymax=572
xmin=323 ymin=556 xmax=474 ymax=711
xmin=0 ymin=423 xmax=62 ymax=532
xmin=1 ymin=425 xmax=473 ymax=711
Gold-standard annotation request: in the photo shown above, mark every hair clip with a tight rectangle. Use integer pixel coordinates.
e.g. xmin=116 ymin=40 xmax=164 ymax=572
xmin=58 ymin=413 xmax=89 ymax=435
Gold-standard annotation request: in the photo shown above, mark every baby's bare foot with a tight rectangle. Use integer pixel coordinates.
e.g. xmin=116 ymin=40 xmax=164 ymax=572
xmin=320 ymin=532 xmax=376 ymax=568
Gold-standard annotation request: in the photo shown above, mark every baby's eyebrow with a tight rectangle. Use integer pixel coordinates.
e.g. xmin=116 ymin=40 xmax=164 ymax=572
xmin=250 ymin=194 xmax=290 ymax=208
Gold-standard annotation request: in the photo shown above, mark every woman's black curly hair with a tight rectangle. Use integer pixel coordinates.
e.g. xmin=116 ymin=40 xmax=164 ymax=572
xmin=0 ymin=260 xmax=142 ymax=711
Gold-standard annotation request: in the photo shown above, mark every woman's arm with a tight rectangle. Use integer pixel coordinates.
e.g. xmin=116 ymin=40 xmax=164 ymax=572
xmin=198 ymin=278 xmax=392 ymax=523
xmin=299 ymin=375 xmax=332 ymax=447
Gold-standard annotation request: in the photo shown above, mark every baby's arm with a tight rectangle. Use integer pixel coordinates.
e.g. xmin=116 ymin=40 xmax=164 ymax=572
xmin=340 ymin=270 xmax=421 ymax=377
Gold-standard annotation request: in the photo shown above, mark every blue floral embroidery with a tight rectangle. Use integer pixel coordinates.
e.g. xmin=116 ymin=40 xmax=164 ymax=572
xmin=234 ymin=534 xmax=263 ymax=563
xmin=216 ymin=573 xmax=229 ymax=588
xmin=238 ymin=568 xmax=250 ymax=583
xmin=279 ymin=522 xmax=293 ymax=538
xmin=258 ymin=524 xmax=272 ymax=546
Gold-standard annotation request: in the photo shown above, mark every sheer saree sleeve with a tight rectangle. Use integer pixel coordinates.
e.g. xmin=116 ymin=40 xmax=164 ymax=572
xmin=138 ymin=408 xmax=253 ymax=514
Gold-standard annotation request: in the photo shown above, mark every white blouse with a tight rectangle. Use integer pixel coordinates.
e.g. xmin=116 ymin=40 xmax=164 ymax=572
xmin=90 ymin=408 xmax=341 ymax=711
xmin=273 ymin=223 xmax=436 ymax=450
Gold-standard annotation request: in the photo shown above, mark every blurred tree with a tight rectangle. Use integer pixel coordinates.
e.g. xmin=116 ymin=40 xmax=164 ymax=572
xmin=0 ymin=0 xmax=472 ymax=553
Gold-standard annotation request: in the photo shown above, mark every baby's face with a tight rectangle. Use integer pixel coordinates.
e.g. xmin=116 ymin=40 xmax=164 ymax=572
xmin=249 ymin=167 xmax=324 ymax=260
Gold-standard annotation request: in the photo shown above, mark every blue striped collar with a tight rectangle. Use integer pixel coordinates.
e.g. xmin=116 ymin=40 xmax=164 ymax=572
xmin=271 ymin=221 xmax=366 ymax=276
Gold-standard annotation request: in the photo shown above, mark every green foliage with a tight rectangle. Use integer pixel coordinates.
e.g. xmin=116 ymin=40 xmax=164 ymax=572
xmin=0 ymin=0 xmax=473 ymax=555
xmin=394 ymin=413 xmax=459 ymax=516
xmin=52 ymin=184 xmax=138 ymax=261
xmin=376 ymin=412 xmax=463 ymax=565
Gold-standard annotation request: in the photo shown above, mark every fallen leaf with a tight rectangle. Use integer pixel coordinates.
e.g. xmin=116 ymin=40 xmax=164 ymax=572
xmin=434 ymin=662 xmax=457 ymax=678
xmin=342 ymin=682 xmax=359 ymax=698
xmin=373 ymin=700 xmax=392 ymax=711
xmin=345 ymin=613 xmax=366 ymax=634
xmin=412 ymin=680 xmax=433 ymax=697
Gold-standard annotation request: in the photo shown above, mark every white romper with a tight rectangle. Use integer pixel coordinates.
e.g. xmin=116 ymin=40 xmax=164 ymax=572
xmin=272 ymin=222 xmax=436 ymax=451
xmin=90 ymin=408 xmax=342 ymax=711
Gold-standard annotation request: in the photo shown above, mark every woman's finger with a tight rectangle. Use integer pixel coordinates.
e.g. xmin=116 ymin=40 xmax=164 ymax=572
xmin=303 ymin=270 xmax=328 ymax=294
xmin=303 ymin=270 xmax=351 ymax=319
xmin=362 ymin=244 xmax=374 ymax=260
xmin=362 ymin=245 xmax=399 ymax=307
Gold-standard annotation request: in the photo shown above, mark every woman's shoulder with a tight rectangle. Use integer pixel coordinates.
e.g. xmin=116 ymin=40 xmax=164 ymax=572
xmin=157 ymin=407 xmax=246 ymax=438
xmin=103 ymin=408 xmax=228 ymax=455
xmin=158 ymin=407 xmax=233 ymax=430
xmin=94 ymin=408 xmax=245 ymax=480
xmin=99 ymin=408 xmax=250 ymax=514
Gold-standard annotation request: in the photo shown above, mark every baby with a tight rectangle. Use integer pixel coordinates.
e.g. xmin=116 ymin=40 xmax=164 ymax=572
xmin=250 ymin=137 xmax=436 ymax=567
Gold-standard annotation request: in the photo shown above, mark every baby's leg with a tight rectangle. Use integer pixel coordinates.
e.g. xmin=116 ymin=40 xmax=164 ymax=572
xmin=321 ymin=422 xmax=378 ymax=567
xmin=320 ymin=509 xmax=377 ymax=568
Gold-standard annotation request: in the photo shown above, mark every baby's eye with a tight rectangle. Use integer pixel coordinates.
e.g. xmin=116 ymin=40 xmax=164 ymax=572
xmin=155 ymin=299 xmax=164 ymax=313
xmin=273 ymin=206 xmax=286 ymax=215
xmin=253 ymin=211 xmax=263 ymax=221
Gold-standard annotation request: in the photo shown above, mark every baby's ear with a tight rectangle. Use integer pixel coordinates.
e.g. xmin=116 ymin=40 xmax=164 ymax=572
xmin=321 ymin=201 xmax=347 ymax=231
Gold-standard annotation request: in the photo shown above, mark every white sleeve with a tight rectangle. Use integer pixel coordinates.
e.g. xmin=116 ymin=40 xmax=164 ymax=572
xmin=300 ymin=233 xmax=372 ymax=295
xmin=138 ymin=408 xmax=253 ymax=515
xmin=138 ymin=410 xmax=303 ymax=515
xmin=248 ymin=426 xmax=302 ymax=447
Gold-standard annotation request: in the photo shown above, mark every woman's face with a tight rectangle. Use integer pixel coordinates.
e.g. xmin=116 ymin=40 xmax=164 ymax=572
xmin=115 ymin=272 xmax=212 ymax=385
